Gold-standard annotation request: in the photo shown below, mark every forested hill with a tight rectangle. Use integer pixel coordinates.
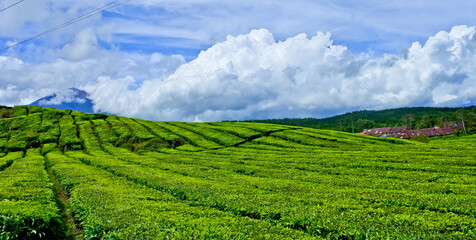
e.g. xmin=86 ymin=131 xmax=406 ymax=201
xmin=246 ymin=106 xmax=476 ymax=133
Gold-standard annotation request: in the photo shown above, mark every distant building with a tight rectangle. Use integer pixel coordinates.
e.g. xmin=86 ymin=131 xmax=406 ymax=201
xmin=360 ymin=122 xmax=463 ymax=139
xmin=362 ymin=126 xmax=408 ymax=138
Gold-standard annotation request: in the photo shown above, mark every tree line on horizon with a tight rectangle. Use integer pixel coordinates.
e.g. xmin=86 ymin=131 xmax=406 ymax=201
xmin=248 ymin=106 xmax=476 ymax=134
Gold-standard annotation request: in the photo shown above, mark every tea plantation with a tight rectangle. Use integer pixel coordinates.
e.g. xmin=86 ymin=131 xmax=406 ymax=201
xmin=0 ymin=106 xmax=475 ymax=239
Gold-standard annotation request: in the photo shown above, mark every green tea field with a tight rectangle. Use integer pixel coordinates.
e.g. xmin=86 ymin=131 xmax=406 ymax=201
xmin=0 ymin=106 xmax=475 ymax=239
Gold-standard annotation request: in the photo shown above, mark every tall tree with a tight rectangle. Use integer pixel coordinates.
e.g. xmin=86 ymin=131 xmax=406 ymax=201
xmin=454 ymin=109 xmax=470 ymax=134
xmin=337 ymin=118 xmax=345 ymax=132
xmin=439 ymin=113 xmax=449 ymax=127
xmin=401 ymin=114 xmax=416 ymax=129
xmin=417 ymin=114 xmax=435 ymax=129
xmin=347 ymin=114 xmax=358 ymax=133
xmin=356 ymin=119 xmax=375 ymax=132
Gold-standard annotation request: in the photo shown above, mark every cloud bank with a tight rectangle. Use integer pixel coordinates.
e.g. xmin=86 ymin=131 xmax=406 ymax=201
xmin=1 ymin=25 xmax=476 ymax=121
xmin=81 ymin=25 xmax=476 ymax=121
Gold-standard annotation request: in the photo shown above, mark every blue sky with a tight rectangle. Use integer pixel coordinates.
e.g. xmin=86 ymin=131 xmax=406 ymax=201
xmin=1 ymin=0 xmax=476 ymax=121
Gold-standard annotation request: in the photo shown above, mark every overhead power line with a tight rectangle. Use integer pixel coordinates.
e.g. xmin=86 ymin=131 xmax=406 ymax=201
xmin=0 ymin=0 xmax=25 ymax=14
xmin=0 ymin=0 xmax=130 ymax=52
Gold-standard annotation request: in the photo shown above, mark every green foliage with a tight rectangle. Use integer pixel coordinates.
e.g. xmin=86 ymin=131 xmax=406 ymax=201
xmin=231 ymin=122 xmax=291 ymax=133
xmin=175 ymin=143 xmax=203 ymax=152
xmin=207 ymin=122 xmax=262 ymax=139
xmin=92 ymin=119 xmax=117 ymax=144
xmin=0 ymin=139 xmax=7 ymax=150
xmin=41 ymin=143 xmax=57 ymax=155
xmin=356 ymin=119 xmax=375 ymax=131
xmin=46 ymin=150 xmax=310 ymax=239
xmin=106 ymin=115 xmax=132 ymax=144
xmin=71 ymin=111 xmax=106 ymax=121
xmin=454 ymin=108 xmax=476 ymax=134
xmin=0 ymin=107 xmax=13 ymax=119
xmin=0 ymin=152 xmax=22 ymax=171
xmin=133 ymin=137 xmax=166 ymax=153
xmin=417 ymin=114 xmax=436 ymax=129
xmin=401 ymin=114 xmax=417 ymax=129
xmin=81 ymin=138 xmax=476 ymax=239
xmin=5 ymin=139 xmax=27 ymax=152
xmin=0 ymin=149 xmax=64 ymax=239
xmin=271 ymin=130 xmax=342 ymax=148
xmin=70 ymin=110 xmax=91 ymax=121
xmin=42 ymin=108 xmax=65 ymax=124
xmin=0 ymin=118 xmax=13 ymax=138
xmin=27 ymin=106 xmax=42 ymax=114
xmin=76 ymin=121 xmax=102 ymax=152
xmin=40 ymin=109 xmax=63 ymax=140
xmin=1 ymin=108 xmax=475 ymax=239
xmin=156 ymin=122 xmax=222 ymax=149
xmin=12 ymin=105 xmax=27 ymax=117
xmin=5 ymin=114 xmax=42 ymax=149
xmin=59 ymin=115 xmax=82 ymax=151
xmin=135 ymin=119 xmax=180 ymax=142
xmin=118 ymin=117 xmax=155 ymax=142
xmin=8 ymin=116 xmax=26 ymax=130
xmin=142 ymin=121 xmax=187 ymax=149
xmin=170 ymin=122 xmax=245 ymax=146
xmin=410 ymin=135 xmax=431 ymax=143
xmin=103 ymin=117 xmax=171 ymax=152
xmin=39 ymin=127 xmax=60 ymax=144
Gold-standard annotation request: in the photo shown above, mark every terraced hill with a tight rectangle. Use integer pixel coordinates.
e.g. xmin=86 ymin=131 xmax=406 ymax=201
xmin=0 ymin=105 xmax=475 ymax=239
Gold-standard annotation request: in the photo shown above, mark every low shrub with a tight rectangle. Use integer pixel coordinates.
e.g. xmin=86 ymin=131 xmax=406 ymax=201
xmin=410 ymin=135 xmax=431 ymax=143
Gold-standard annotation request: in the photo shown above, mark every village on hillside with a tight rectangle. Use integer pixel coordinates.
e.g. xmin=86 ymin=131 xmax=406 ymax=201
xmin=358 ymin=122 xmax=464 ymax=139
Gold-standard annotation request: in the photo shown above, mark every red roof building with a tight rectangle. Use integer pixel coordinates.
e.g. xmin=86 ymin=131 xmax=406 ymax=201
xmin=360 ymin=122 xmax=460 ymax=139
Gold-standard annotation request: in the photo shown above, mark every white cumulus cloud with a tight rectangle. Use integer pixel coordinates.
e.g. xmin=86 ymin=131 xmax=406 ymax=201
xmin=84 ymin=25 xmax=476 ymax=121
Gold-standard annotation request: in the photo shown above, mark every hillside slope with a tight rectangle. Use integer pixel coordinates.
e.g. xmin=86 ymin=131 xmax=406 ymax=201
xmin=0 ymin=106 xmax=475 ymax=239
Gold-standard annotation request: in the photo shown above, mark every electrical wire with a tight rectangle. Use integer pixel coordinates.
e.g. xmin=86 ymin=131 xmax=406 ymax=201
xmin=0 ymin=0 xmax=25 ymax=14
xmin=0 ymin=0 xmax=130 ymax=52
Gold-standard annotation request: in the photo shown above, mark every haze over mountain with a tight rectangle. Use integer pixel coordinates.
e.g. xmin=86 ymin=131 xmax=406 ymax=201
xmin=29 ymin=88 xmax=95 ymax=113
